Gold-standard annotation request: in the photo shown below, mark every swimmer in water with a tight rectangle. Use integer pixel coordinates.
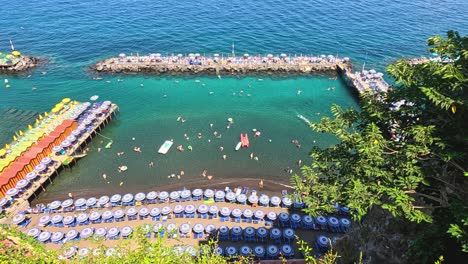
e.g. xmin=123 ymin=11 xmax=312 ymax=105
xmin=297 ymin=90 xmax=302 ymax=95
xmin=219 ymin=146 xmax=224 ymax=151
xmin=222 ymin=155 xmax=227 ymax=160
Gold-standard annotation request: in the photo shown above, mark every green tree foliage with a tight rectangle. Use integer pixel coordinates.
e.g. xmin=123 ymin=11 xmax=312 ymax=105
xmin=292 ymin=31 xmax=467 ymax=261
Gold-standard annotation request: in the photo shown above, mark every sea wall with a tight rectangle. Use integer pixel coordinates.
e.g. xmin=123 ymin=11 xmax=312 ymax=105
xmin=92 ymin=54 xmax=350 ymax=75
xmin=0 ymin=56 xmax=39 ymax=73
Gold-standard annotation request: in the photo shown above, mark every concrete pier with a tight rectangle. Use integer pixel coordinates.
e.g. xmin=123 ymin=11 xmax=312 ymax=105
xmin=92 ymin=53 xmax=351 ymax=75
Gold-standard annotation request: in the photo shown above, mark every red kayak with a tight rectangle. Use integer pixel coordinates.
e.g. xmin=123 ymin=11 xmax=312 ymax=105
xmin=240 ymin=133 xmax=250 ymax=148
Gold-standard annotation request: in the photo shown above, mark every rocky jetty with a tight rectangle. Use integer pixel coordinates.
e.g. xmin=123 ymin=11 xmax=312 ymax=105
xmin=92 ymin=54 xmax=350 ymax=75
xmin=0 ymin=55 xmax=39 ymax=73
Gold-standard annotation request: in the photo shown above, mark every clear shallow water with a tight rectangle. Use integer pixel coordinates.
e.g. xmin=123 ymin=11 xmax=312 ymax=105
xmin=0 ymin=0 xmax=467 ymax=201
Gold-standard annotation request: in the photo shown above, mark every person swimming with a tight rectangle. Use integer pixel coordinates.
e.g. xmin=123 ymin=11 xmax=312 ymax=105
xmin=133 ymin=146 xmax=142 ymax=152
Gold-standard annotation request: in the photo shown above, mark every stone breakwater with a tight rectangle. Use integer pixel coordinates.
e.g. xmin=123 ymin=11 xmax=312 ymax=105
xmin=0 ymin=56 xmax=39 ymax=73
xmin=92 ymin=54 xmax=350 ymax=75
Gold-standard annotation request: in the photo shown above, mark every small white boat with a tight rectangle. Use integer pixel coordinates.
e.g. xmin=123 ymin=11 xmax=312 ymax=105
xmin=235 ymin=141 xmax=242 ymax=151
xmin=297 ymin=114 xmax=311 ymax=125
xmin=158 ymin=140 xmax=174 ymax=154
xmin=90 ymin=95 xmax=99 ymax=101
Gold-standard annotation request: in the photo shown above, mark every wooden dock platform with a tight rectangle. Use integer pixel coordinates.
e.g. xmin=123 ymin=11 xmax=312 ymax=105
xmin=0 ymin=103 xmax=118 ymax=219
xmin=336 ymin=63 xmax=390 ymax=96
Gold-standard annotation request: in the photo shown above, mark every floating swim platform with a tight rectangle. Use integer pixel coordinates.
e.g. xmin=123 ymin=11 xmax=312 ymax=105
xmin=240 ymin=133 xmax=249 ymax=148
xmin=158 ymin=140 xmax=173 ymax=154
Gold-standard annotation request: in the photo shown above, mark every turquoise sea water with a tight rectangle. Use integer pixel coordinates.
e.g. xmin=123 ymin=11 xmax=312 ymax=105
xmin=1 ymin=0 xmax=467 ymax=201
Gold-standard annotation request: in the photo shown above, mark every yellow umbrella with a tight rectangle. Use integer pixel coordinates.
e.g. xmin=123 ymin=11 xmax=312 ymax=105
xmin=12 ymin=51 xmax=21 ymax=56
xmin=44 ymin=112 xmax=48 ymax=117
xmin=0 ymin=149 xmax=6 ymax=156
xmin=55 ymin=103 xmax=64 ymax=109
xmin=5 ymin=144 xmax=10 ymax=150
xmin=28 ymin=124 xmax=32 ymax=130
xmin=62 ymin=98 xmax=71 ymax=104
xmin=13 ymin=135 xmax=17 ymax=141
xmin=38 ymin=114 xmax=43 ymax=120
xmin=35 ymin=119 xmax=39 ymax=124
xmin=51 ymin=107 xmax=60 ymax=113
xmin=19 ymin=130 xmax=23 ymax=136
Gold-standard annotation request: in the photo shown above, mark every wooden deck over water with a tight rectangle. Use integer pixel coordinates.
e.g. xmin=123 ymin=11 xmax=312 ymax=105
xmin=0 ymin=104 xmax=118 ymax=219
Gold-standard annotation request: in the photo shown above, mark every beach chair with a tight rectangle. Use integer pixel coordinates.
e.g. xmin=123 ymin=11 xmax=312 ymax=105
xmin=21 ymin=218 xmax=31 ymax=228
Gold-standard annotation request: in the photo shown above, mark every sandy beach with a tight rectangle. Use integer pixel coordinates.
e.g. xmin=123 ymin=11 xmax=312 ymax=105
xmin=17 ymin=196 xmax=332 ymax=259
